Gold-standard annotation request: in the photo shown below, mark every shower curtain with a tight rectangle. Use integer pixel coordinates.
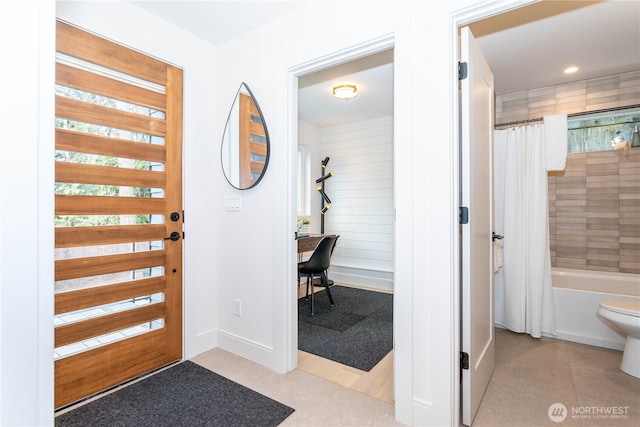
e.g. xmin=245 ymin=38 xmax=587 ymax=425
xmin=494 ymin=114 xmax=567 ymax=338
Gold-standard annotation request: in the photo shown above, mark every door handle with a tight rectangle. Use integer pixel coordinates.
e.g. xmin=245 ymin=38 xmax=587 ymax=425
xmin=164 ymin=231 xmax=181 ymax=241
xmin=492 ymin=232 xmax=503 ymax=241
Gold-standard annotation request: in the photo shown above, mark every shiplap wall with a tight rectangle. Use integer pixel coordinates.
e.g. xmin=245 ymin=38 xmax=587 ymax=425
xmin=497 ymin=70 xmax=640 ymax=274
xmin=320 ymin=116 xmax=394 ymax=290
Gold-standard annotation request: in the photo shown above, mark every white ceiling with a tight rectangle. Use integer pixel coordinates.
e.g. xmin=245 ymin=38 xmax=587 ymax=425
xmin=129 ymin=1 xmax=640 ymax=128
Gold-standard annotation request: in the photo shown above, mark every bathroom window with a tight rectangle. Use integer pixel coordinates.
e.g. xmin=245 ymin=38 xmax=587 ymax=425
xmin=568 ymin=108 xmax=640 ymax=153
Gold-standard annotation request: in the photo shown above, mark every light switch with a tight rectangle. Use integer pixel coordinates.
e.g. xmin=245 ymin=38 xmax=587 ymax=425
xmin=226 ymin=196 xmax=241 ymax=211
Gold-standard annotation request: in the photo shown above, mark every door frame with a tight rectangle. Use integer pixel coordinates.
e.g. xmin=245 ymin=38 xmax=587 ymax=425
xmin=450 ymin=1 xmax=536 ymax=425
xmin=284 ymin=33 xmax=395 ymax=374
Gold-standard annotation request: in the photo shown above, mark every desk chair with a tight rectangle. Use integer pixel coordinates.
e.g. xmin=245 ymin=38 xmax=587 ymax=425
xmin=298 ymin=235 xmax=339 ymax=315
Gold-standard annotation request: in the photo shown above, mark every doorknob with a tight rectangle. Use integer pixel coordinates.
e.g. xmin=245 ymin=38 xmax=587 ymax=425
xmin=164 ymin=231 xmax=181 ymax=241
xmin=492 ymin=232 xmax=504 ymax=241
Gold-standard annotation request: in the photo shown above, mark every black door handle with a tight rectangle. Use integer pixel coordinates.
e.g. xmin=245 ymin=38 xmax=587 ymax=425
xmin=492 ymin=232 xmax=504 ymax=241
xmin=164 ymin=231 xmax=181 ymax=241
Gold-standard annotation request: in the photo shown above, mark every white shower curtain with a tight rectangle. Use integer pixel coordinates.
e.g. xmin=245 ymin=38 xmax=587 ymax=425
xmin=495 ymin=116 xmax=565 ymax=338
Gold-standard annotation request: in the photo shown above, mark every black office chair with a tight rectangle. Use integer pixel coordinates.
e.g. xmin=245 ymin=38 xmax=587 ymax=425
xmin=298 ymin=235 xmax=339 ymax=315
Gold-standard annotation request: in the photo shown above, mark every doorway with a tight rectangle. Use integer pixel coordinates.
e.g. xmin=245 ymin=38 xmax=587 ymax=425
xmin=454 ymin=1 xmax=637 ymax=425
xmin=54 ymin=21 xmax=184 ymax=409
xmin=293 ymin=44 xmax=395 ymax=403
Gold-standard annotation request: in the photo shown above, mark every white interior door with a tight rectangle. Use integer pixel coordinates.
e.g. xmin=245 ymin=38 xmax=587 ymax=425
xmin=460 ymin=26 xmax=495 ymax=426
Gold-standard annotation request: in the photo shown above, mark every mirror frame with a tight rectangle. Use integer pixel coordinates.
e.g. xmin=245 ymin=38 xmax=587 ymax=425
xmin=220 ymin=82 xmax=271 ymax=190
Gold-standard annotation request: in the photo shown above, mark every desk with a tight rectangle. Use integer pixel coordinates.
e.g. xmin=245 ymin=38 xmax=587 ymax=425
xmin=297 ymin=234 xmax=325 ymax=254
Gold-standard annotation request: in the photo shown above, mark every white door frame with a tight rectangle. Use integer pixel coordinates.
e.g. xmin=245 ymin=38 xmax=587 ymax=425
xmin=450 ymin=1 xmax=537 ymax=425
xmin=283 ymin=34 xmax=395 ymax=376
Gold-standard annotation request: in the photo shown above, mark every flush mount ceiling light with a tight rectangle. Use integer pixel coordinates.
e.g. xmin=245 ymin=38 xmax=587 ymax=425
xmin=332 ymin=84 xmax=358 ymax=100
xmin=564 ymin=66 xmax=579 ymax=74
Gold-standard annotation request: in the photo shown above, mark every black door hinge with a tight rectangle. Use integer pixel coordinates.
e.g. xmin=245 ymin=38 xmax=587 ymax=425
xmin=458 ymin=62 xmax=468 ymax=80
xmin=459 ymin=206 xmax=469 ymax=224
xmin=461 ymin=352 xmax=469 ymax=370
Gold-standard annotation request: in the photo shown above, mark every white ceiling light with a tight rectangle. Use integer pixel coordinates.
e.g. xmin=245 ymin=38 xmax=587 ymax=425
xmin=564 ymin=66 xmax=579 ymax=74
xmin=332 ymin=84 xmax=358 ymax=100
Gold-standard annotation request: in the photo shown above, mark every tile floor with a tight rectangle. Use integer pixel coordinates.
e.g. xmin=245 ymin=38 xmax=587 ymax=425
xmin=192 ymin=328 xmax=640 ymax=426
xmin=191 ymin=348 xmax=402 ymax=427
xmin=472 ymin=328 xmax=640 ymax=427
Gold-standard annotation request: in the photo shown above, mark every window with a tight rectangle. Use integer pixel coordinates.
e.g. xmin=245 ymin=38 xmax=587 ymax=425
xmin=568 ymin=108 xmax=640 ymax=153
xmin=297 ymin=145 xmax=311 ymax=215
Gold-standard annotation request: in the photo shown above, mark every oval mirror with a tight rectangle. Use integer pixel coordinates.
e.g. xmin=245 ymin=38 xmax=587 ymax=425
xmin=221 ymin=83 xmax=270 ymax=190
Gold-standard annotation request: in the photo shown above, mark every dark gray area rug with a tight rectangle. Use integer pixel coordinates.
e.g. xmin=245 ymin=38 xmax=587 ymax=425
xmin=298 ymin=285 xmax=393 ymax=371
xmin=55 ymin=361 xmax=294 ymax=427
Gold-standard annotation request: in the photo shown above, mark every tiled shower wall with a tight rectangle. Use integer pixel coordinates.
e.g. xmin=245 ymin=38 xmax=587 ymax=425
xmin=496 ymin=70 xmax=640 ymax=274
xmin=548 ymin=149 xmax=639 ymax=274
xmin=496 ymin=70 xmax=640 ymax=124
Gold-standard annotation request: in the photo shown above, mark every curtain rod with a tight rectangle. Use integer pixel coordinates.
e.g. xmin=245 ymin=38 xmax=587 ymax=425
xmin=494 ymin=104 xmax=640 ymax=129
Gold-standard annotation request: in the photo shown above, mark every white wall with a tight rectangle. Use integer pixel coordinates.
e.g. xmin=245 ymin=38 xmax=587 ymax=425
xmin=321 ymin=116 xmax=395 ymax=291
xmin=212 ymin=2 xmax=478 ymax=425
xmin=1 ymin=1 xmax=55 ymax=425
xmin=1 ymin=1 xmax=503 ymax=426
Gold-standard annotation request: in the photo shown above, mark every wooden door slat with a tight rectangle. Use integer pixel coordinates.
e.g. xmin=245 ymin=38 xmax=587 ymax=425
xmin=55 ymin=302 xmax=166 ymax=348
xmin=56 ymin=21 xmax=167 ymax=85
xmin=55 ymin=250 xmax=166 ymax=281
xmin=56 ymin=162 xmax=166 ymax=188
xmin=55 ymin=276 xmax=166 ymax=314
xmin=56 ymin=62 xmax=166 ymax=112
xmin=251 ymin=161 xmax=266 ymax=174
xmin=250 ymin=122 xmax=266 ymax=136
xmin=55 ymin=195 xmax=165 ymax=215
xmin=55 ymin=224 xmax=166 ymax=248
xmin=55 ymin=330 xmax=179 ymax=408
xmin=250 ymin=142 xmax=267 ymax=156
xmin=56 ymin=96 xmax=167 ymax=137
xmin=56 ymin=129 xmax=166 ymax=163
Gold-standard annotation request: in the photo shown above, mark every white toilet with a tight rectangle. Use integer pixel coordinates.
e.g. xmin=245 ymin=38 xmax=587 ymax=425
xmin=597 ymin=300 xmax=640 ymax=378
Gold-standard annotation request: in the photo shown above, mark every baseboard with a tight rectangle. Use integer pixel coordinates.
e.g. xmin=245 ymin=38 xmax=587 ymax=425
xmin=190 ymin=328 xmax=217 ymax=358
xmin=495 ymin=322 xmax=626 ymax=351
xmin=216 ymin=329 xmax=276 ymax=369
xmin=330 ymin=265 xmax=394 ymax=292
xmin=543 ymin=330 xmax=625 ymax=351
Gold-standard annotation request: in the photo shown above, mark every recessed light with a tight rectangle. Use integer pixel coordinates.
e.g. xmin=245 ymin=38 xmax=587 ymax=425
xmin=564 ymin=66 xmax=579 ymax=74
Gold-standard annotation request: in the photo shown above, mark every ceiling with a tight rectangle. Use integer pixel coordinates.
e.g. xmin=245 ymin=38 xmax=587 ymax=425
xmin=130 ymin=1 xmax=640 ymax=128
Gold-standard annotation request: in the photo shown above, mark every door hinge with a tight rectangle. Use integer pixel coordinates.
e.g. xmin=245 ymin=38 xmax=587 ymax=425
xmin=460 ymin=351 xmax=469 ymax=370
xmin=458 ymin=61 xmax=468 ymax=80
xmin=459 ymin=206 xmax=469 ymax=224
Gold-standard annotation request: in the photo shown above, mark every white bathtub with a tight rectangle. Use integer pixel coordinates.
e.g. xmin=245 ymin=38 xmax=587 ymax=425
xmin=549 ymin=268 xmax=640 ymax=350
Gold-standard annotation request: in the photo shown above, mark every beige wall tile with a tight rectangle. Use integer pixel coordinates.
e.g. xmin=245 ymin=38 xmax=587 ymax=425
xmin=499 ymin=70 xmax=640 ymax=273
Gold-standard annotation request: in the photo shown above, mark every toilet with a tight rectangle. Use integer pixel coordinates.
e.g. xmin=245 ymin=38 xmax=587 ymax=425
xmin=597 ymin=300 xmax=640 ymax=378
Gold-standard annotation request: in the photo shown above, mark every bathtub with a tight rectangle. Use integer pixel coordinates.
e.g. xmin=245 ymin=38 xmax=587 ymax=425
xmin=495 ymin=267 xmax=640 ymax=350
xmin=549 ymin=268 xmax=640 ymax=350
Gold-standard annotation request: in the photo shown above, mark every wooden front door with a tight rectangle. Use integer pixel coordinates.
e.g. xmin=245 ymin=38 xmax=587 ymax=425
xmin=54 ymin=21 xmax=183 ymax=409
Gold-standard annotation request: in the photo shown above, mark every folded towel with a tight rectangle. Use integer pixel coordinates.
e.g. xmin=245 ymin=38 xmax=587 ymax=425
xmin=493 ymin=240 xmax=503 ymax=273
xmin=544 ymin=114 xmax=568 ymax=171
